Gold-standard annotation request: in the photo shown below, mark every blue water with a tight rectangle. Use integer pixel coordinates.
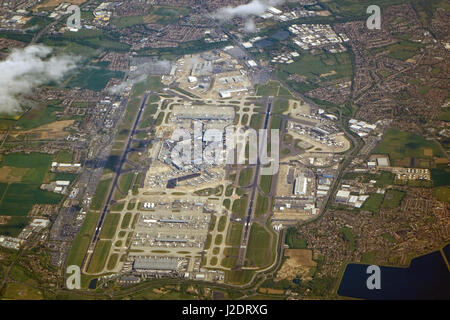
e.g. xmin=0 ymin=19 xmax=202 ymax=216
xmin=338 ymin=246 xmax=450 ymax=299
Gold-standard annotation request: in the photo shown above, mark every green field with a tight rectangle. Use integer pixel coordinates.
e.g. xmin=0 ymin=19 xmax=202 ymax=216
xmin=106 ymin=253 xmax=119 ymax=271
xmin=339 ymin=226 xmax=356 ymax=251
xmin=66 ymin=62 xmax=124 ymax=91
xmin=112 ymin=6 xmax=190 ymax=29
xmin=232 ymin=196 xmax=248 ymax=218
xmin=245 ymin=223 xmax=271 ymax=268
xmin=121 ymin=212 xmax=132 ymax=229
xmin=382 ymin=190 xmax=405 ymax=209
xmin=238 ymin=168 xmax=253 ymax=187
xmin=254 ymin=193 xmax=269 ymax=216
xmin=0 ymin=152 xmax=53 ymax=184
xmin=87 ymin=240 xmax=112 ymax=274
xmin=375 ymin=40 xmax=425 ymax=61
xmin=0 ymin=183 xmax=62 ymax=217
xmin=226 ymin=222 xmax=243 ymax=246
xmin=260 ymin=175 xmax=273 ymax=195
xmin=118 ymin=173 xmax=134 ymax=196
xmin=285 ymin=227 xmax=308 ymax=249
xmin=15 ymin=105 xmax=60 ymax=130
xmin=361 ymin=193 xmax=384 ymax=213
xmin=322 ymin=0 xmax=407 ymax=18
xmin=431 ymin=168 xmax=450 ymax=187
xmin=99 ymin=213 xmax=120 ymax=240
xmin=277 ymin=52 xmax=352 ymax=94
xmin=90 ymin=178 xmax=112 ymax=210
xmin=217 ymin=216 xmax=227 ymax=233
xmin=374 ymin=129 xmax=444 ymax=167
xmin=66 ymin=212 xmax=100 ymax=267
xmin=0 ymin=216 xmax=29 ymax=237
xmin=434 ymin=186 xmax=450 ymax=202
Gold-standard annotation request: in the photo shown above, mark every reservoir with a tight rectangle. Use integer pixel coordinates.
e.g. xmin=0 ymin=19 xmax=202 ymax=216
xmin=338 ymin=245 xmax=450 ymax=299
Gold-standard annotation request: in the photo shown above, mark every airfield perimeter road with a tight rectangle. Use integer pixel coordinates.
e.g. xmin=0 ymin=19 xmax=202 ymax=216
xmin=82 ymin=92 xmax=150 ymax=273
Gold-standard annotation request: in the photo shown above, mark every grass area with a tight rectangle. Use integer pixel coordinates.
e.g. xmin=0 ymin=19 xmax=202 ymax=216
xmin=260 ymin=175 xmax=273 ymax=195
xmin=214 ymin=234 xmax=223 ymax=246
xmin=15 ymin=105 xmax=60 ymax=130
xmin=277 ymin=51 xmax=352 ymax=94
xmin=87 ymin=240 xmax=111 ymax=274
xmin=382 ymin=189 xmax=405 ymax=209
xmin=339 ymin=226 xmax=356 ymax=251
xmin=375 ymin=40 xmax=424 ymax=61
xmin=66 ymin=61 xmax=124 ymax=91
xmin=249 ymin=114 xmax=262 ymax=130
xmin=323 ymin=0 xmax=406 ymax=18
xmin=232 ymin=196 xmax=248 ymax=218
xmin=360 ymin=251 xmax=377 ymax=264
xmin=118 ymin=173 xmax=134 ymax=196
xmin=254 ymin=193 xmax=269 ymax=216
xmin=225 ymin=269 xmax=254 ymax=285
xmin=431 ymin=168 xmax=450 ymax=187
xmin=121 ymin=212 xmax=132 ymax=229
xmin=223 ymin=199 xmax=231 ymax=210
xmin=238 ymin=168 xmax=253 ymax=187
xmin=245 ymin=223 xmax=271 ymax=268
xmin=285 ymin=227 xmax=308 ymax=249
xmin=374 ymin=129 xmax=444 ymax=167
xmin=2 ymin=282 xmax=43 ymax=300
xmin=0 ymin=183 xmax=62 ymax=217
xmin=106 ymin=253 xmax=119 ymax=271
xmin=438 ymin=107 xmax=450 ymax=122
xmin=434 ymin=186 xmax=450 ymax=202
xmin=217 ymin=216 xmax=227 ymax=233
xmin=0 ymin=216 xmax=28 ymax=237
xmin=0 ymin=152 xmax=53 ymax=184
xmin=361 ymin=193 xmax=384 ymax=213
xmin=112 ymin=6 xmax=190 ymax=29
xmin=99 ymin=213 xmax=120 ymax=240
xmin=255 ymin=81 xmax=293 ymax=98
xmin=343 ymin=171 xmax=394 ymax=187
xmin=55 ymin=150 xmax=73 ymax=163
xmin=90 ymin=178 xmax=112 ymax=210
xmin=66 ymin=212 xmax=100 ymax=267
xmin=226 ymin=222 xmax=243 ymax=246
xmin=272 ymin=100 xmax=289 ymax=115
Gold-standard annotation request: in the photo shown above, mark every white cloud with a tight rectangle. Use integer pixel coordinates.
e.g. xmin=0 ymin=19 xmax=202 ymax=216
xmin=0 ymin=45 xmax=78 ymax=114
xmin=213 ymin=0 xmax=285 ymax=29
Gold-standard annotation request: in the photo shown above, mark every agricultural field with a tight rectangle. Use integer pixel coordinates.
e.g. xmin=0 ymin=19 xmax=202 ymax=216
xmin=276 ymin=52 xmax=352 ymax=94
xmin=0 ymin=153 xmax=63 ymax=235
xmin=112 ymin=6 xmax=190 ymax=29
xmin=321 ymin=0 xmax=407 ymax=18
xmin=374 ymin=129 xmax=445 ymax=167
